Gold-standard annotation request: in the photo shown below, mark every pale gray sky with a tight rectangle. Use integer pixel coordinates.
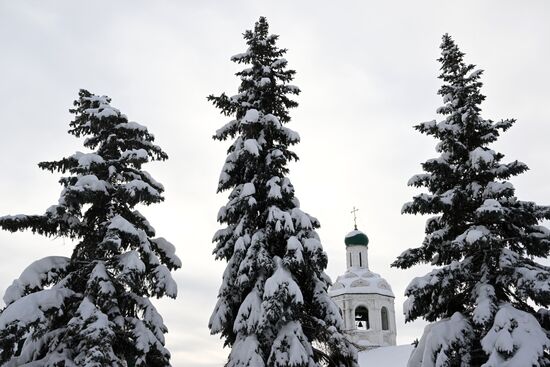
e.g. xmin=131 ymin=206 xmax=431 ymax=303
xmin=1 ymin=1 xmax=549 ymax=366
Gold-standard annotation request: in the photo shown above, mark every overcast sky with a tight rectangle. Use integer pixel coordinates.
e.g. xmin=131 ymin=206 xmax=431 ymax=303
xmin=1 ymin=1 xmax=549 ymax=366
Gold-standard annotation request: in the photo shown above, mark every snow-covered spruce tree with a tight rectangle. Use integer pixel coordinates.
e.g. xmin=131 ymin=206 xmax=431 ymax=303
xmin=209 ymin=17 xmax=357 ymax=367
xmin=0 ymin=90 xmax=181 ymax=366
xmin=393 ymin=34 xmax=550 ymax=367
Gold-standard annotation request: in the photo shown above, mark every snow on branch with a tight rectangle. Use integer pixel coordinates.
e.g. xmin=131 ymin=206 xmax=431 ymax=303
xmin=269 ymin=321 xmax=314 ymax=367
xmin=263 ymin=257 xmax=303 ymax=305
xmin=0 ymin=288 xmax=74 ymax=329
xmin=151 ymin=237 xmax=182 ymax=269
xmin=82 ymin=94 xmax=121 ymax=119
xmin=481 ymin=304 xmax=550 ymax=367
xmin=408 ymin=312 xmax=473 ymax=367
xmin=3 ymin=256 xmax=70 ymax=305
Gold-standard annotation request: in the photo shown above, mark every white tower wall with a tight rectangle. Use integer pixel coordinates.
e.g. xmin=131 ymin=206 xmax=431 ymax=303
xmin=347 ymin=245 xmax=369 ymax=269
xmin=332 ymin=293 xmax=396 ymax=346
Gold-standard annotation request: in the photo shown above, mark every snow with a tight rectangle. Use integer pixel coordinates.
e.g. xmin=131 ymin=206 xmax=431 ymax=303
xmin=214 ymin=119 xmax=238 ymax=139
xmin=469 ymin=147 xmax=495 ymax=168
xmin=473 ymin=283 xmax=496 ymax=325
xmin=482 ymin=304 xmax=550 ymax=367
xmin=243 ymin=109 xmax=259 ymax=123
xmin=108 ymin=215 xmax=139 ymax=236
xmin=281 ymin=177 xmax=293 ymax=194
xmin=87 ymin=261 xmax=115 ymax=295
xmin=130 ymin=317 xmax=166 ymax=357
xmin=219 ymin=164 xmax=234 ymax=185
xmin=477 ymin=199 xmax=504 ymax=214
xmin=358 ymin=345 xmax=414 ymax=367
xmin=71 ymin=297 xmax=112 ymax=340
xmin=286 ymin=236 xmax=302 ymax=251
xmin=227 ymin=334 xmax=264 ymax=367
xmin=266 ymin=149 xmax=284 ymax=166
xmin=267 ymin=206 xmax=295 ymax=232
xmin=403 ymin=295 xmax=415 ymax=318
xmin=291 ymin=208 xmax=313 ymax=229
xmin=152 ymin=237 xmax=182 ymax=268
xmin=267 ymin=177 xmax=282 ymax=199
xmin=154 ymin=264 xmax=178 ymax=297
xmin=243 ymin=138 xmax=260 ymax=156
xmin=282 ymin=127 xmax=300 ymax=142
xmin=269 ymin=321 xmax=313 ymax=366
xmin=71 ymin=151 xmax=104 ymax=167
xmin=264 ymin=257 xmax=303 ymax=304
xmin=86 ymin=107 xmax=119 ymax=119
xmin=74 ymin=174 xmax=108 ymax=192
xmin=3 ymin=256 xmax=70 ymax=305
xmin=530 ymin=225 xmax=550 ymax=239
xmin=408 ymin=174 xmax=430 ymax=186
xmin=258 ymin=77 xmax=271 ymax=86
xmin=132 ymin=295 xmax=166 ymax=342
xmin=303 ymin=238 xmax=322 ymax=252
xmin=142 ymin=170 xmax=164 ymax=190
xmin=286 ymin=85 xmax=300 ymax=93
xmin=119 ymin=250 xmax=146 ymax=273
xmin=439 ymin=189 xmax=454 ymax=205
xmin=330 ymin=267 xmax=394 ymax=298
xmin=512 ymin=262 xmax=550 ymax=296
xmin=116 ymin=121 xmax=147 ymax=131
xmin=123 ymin=179 xmax=160 ymax=197
xmin=426 ymin=152 xmax=450 ymax=165
xmin=240 ymin=182 xmax=256 ymax=198
xmin=108 ymin=165 xmax=117 ymax=178
xmin=83 ymin=95 xmax=120 ymax=119
xmin=465 ymin=227 xmax=486 ymax=244
xmin=436 ymin=119 xmax=460 ymax=133
xmin=121 ymin=148 xmax=148 ymax=161
xmin=453 ymin=225 xmax=489 ymax=246
xmin=271 ymin=58 xmax=287 ymax=68
xmin=0 ymin=214 xmax=28 ymax=221
xmin=264 ymin=114 xmax=281 ymax=127
xmin=209 ymin=296 xmax=229 ymax=334
xmin=419 ymin=120 xmax=437 ymax=130
xmin=468 ymin=69 xmax=484 ymax=79
xmin=408 ymin=312 xmax=473 ymax=367
xmin=0 ymin=288 xmax=74 ymax=329
xmin=234 ymin=236 xmax=247 ymax=252
xmin=233 ymin=288 xmax=262 ymax=333
xmin=483 ymin=181 xmax=514 ymax=197
xmin=345 ymin=229 xmax=366 ymax=239
xmin=230 ymin=50 xmax=251 ymax=61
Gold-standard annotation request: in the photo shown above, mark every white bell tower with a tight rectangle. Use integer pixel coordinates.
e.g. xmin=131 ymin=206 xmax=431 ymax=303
xmin=329 ymin=209 xmax=397 ymax=349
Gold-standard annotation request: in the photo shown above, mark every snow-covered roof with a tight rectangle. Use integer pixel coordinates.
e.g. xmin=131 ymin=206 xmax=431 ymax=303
xmin=358 ymin=345 xmax=413 ymax=366
xmin=329 ymin=267 xmax=394 ymax=298
xmin=345 ymin=229 xmax=364 ymax=239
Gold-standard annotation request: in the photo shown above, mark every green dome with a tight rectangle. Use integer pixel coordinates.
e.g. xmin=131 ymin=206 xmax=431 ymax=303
xmin=345 ymin=229 xmax=369 ymax=247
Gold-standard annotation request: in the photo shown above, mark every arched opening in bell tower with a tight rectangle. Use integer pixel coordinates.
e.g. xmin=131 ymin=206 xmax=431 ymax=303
xmin=381 ymin=306 xmax=389 ymax=330
xmin=354 ymin=306 xmax=369 ymax=330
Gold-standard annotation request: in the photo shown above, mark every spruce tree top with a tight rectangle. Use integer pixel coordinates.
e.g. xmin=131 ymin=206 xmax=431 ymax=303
xmin=210 ymin=16 xmax=300 ymax=194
